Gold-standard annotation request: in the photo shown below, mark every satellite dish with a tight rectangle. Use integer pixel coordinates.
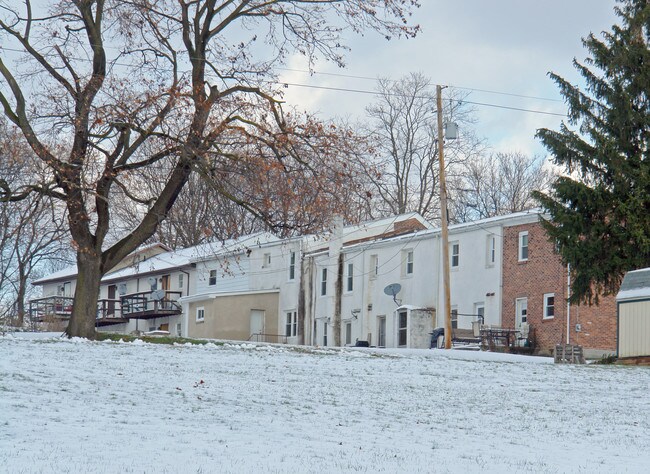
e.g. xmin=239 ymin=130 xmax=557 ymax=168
xmin=383 ymin=283 xmax=402 ymax=296
xmin=383 ymin=283 xmax=402 ymax=306
xmin=118 ymin=283 xmax=127 ymax=295
xmin=150 ymin=289 xmax=166 ymax=301
xmin=147 ymin=276 xmax=157 ymax=289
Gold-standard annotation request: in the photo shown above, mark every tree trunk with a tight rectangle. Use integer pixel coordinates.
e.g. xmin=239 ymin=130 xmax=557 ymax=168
xmin=65 ymin=250 xmax=102 ymax=339
xmin=15 ymin=274 xmax=27 ymax=327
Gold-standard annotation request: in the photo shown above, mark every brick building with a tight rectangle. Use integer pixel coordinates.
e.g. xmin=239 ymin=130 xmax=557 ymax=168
xmin=501 ymin=218 xmax=617 ymax=357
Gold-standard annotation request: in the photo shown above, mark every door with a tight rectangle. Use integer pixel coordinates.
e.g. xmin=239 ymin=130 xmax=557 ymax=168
xmin=377 ymin=316 xmax=386 ymax=347
xmin=250 ymin=310 xmax=265 ymax=338
xmin=107 ymin=285 xmax=117 ymax=316
xmin=161 ymin=275 xmax=170 ymax=308
xmin=515 ymin=298 xmax=528 ymax=329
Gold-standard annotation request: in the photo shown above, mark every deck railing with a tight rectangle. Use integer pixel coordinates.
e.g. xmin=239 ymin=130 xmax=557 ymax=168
xmin=30 ymin=291 xmax=183 ymax=321
xmin=120 ymin=291 xmax=183 ymax=317
xmin=29 ymin=296 xmax=74 ymax=318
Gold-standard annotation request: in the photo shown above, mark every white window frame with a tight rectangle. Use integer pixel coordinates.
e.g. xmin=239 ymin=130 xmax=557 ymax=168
xmin=320 ymin=267 xmax=327 ymax=296
xmin=403 ymin=249 xmax=414 ymax=275
xmin=543 ymin=293 xmax=555 ymax=319
xmin=518 ymin=231 xmax=529 ymax=262
xmin=486 ymin=235 xmax=496 ymax=267
xmin=178 ymin=273 xmax=184 ymax=289
xmin=370 ymin=254 xmax=379 ymax=280
xmin=398 ymin=310 xmax=408 ymax=347
xmin=451 ymin=242 xmax=460 ymax=268
xmin=285 ymin=311 xmax=297 ymax=337
xmin=475 ymin=304 xmax=485 ymax=324
xmin=262 ymin=252 xmax=271 ymax=268
xmin=345 ymin=322 xmax=352 ymax=345
xmin=346 ymin=262 xmax=354 ymax=293
xmin=208 ymin=269 xmax=217 ymax=286
xmin=451 ymin=307 xmax=458 ymax=329
xmin=196 ymin=306 xmax=205 ymax=323
xmin=288 ymin=251 xmax=296 ymax=281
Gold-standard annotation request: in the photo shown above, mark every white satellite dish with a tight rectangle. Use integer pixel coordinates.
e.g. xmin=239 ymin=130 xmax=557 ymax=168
xmin=118 ymin=283 xmax=127 ymax=295
xmin=150 ymin=289 xmax=166 ymax=301
xmin=383 ymin=283 xmax=402 ymax=306
xmin=147 ymin=276 xmax=157 ymax=289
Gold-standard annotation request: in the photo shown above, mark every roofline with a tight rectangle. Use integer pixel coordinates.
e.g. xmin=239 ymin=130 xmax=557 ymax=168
xmin=178 ymin=288 xmax=280 ymax=303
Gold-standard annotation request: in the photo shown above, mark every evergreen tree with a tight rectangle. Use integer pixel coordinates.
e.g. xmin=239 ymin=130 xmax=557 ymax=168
xmin=535 ymin=0 xmax=650 ymax=303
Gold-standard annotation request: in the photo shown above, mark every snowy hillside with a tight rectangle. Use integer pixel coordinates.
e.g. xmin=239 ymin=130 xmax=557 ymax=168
xmin=1 ymin=333 xmax=649 ymax=473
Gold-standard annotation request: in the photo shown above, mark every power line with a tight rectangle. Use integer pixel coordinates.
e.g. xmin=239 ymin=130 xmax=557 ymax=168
xmin=0 ymin=45 xmax=567 ymax=118
xmin=280 ymin=82 xmax=567 ymax=117
xmin=276 ymin=66 xmax=563 ymax=103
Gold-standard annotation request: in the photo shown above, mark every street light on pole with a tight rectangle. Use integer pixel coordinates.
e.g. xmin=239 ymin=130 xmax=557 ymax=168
xmin=435 ymin=84 xmax=456 ymax=349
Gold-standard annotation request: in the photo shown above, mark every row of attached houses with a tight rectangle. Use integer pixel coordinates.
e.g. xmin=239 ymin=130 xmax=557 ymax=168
xmin=31 ymin=210 xmax=619 ymax=357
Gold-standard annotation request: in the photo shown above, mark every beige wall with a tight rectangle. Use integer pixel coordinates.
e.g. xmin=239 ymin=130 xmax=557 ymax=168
xmin=618 ymin=300 xmax=650 ymax=358
xmin=188 ymin=292 xmax=279 ymax=341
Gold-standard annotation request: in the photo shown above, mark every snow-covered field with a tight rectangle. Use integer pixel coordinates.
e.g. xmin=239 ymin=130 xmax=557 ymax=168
xmin=1 ymin=333 xmax=649 ymax=473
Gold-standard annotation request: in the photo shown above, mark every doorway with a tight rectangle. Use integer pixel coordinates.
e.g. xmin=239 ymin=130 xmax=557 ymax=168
xmin=107 ymin=285 xmax=117 ymax=316
xmin=250 ymin=310 xmax=265 ymax=338
xmin=515 ymin=298 xmax=528 ymax=329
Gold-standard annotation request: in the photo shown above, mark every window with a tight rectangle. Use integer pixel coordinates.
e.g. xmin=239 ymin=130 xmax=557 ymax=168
xmin=519 ymin=231 xmax=529 ymax=261
xmin=196 ymin=306 xmax=205 ymax=322
xmin=346 ymin=263 xmax=354 ymax=292
xmin=451 ymin=243 xmax=460 ymax=268
xmin=544 ymin=293 xmax=555 ymax=319
xmin=285 ymin=311 xmax=297 ymax=337
xmin=487 ymin=235 xmax=496 ymax=266
xmin=404 ymin=250 xmax=414 ymax=275
xmin=208 ymin=269 xmax=217 ymax=286
xmin=178 ymin=273 xmax=184 ymax=288
xmin=398 ymin=310 xmax=408 ymax=346
xmin=476 ymin=305 xmax=485 ymax=324
xmin=451 ymin=308 xmax=458 ymax=329
xmin=323 ymin=321 xmax=328 ymax=346
xmin=345 ymin=322 xmax=352 ymax=345
xmin=263 ymin=253 xmax=271 ymax=268
xmin=288 ymin=251 xmax=296 ymax=281
xmin=176 ymin=323 xmax=182 ymax=336
xmin=370 ymin=254 xmax=378 ymax=279
xmin=321 ymin=268 xmax=327 ymax=296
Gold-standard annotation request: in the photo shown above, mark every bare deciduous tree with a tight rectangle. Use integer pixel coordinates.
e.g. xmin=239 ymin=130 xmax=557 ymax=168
xmin=449 ymin=151 xmax=553 ymax=222
xmin=0 ymin=122 xmax=72 ymax=326
xmin=0 ymin=1 xmax=420 ymax=338
xmin=361 ymin=72 xmax=486 ymax=223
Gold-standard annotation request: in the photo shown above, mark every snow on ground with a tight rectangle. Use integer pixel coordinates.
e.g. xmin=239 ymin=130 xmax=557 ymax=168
xmin=1 ymin=333 xmax=649 ymax=473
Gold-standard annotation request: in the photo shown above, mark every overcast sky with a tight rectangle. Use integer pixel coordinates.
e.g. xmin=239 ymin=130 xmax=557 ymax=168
xmin=278 ymin=0 xmax=619 ymax=158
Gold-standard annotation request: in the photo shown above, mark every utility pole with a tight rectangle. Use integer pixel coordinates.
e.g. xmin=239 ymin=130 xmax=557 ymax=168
xmin=436 ymin=85 xmax=452 ymax=349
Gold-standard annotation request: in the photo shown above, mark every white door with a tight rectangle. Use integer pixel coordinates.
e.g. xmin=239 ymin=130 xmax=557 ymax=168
xmin=377 ymin=316 xmax=386 ymax=347
xmin=515 ymin=298 xmax=528 ymax=329
xmin=250 ymin=310 xmax=265 ymax=336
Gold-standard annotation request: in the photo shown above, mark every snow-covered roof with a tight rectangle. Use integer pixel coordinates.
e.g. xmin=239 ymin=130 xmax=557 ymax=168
xmin=32 ymin=242 xmax=172 ymax=285
xmin=33 ymin=233 xmax=281 ymax=286
xmin=617 ymin=267 xmax=650 ymax=302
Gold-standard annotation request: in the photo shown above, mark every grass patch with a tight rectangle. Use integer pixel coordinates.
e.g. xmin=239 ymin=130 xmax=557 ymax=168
xmin=96 ymin=332 xmax=221 ymax=346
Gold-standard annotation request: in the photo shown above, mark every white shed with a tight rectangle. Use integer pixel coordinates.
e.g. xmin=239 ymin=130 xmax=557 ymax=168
xmin=616 ymin=268 xmax=650 ymax=358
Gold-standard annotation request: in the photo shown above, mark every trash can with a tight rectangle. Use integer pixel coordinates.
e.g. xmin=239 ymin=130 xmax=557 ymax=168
xmin=430 ymin=327 xmax=445 ymax=349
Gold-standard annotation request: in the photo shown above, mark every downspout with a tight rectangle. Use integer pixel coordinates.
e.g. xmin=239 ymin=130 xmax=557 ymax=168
xmin=180 ymin=268 xmax=191 ymax=338
xmin=334 ymin=252 xmax=343 ymax=347
xmin=566 ymin=263 xmax=571 ymax=345
xmin=180 ymin=269 xmax=191 ymax=297
xmin=298 ymin=243 xmax=306 ymax=345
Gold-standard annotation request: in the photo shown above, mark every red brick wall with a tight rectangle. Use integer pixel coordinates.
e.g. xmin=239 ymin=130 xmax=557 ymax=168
xmin=501 ymin=222 xmax=617 ymax=355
